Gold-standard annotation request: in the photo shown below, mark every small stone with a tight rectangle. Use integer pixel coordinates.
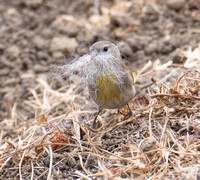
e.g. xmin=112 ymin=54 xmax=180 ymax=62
xmin=118 ymin=41 xmax=133 ymax=58
xmin=145 ymin=41 xmax=158 ymax=54
xmin=25 ymin=0 xmax=42 ymax=8
xmin=127 ymin=38 xmax=142 ymax=51
xmin=6 ymin=45 xmax=20 ymax=58
xmin=6 ymin=8 xmax=19 ymax=17
xmin=140 ymin=137 xmax=157 ymax=152
xmin=33 ymin=64 xmax=49 ymax=73
xmin=167 ymin=0 xmax=185 ymax=11
xmin=50 ymin=36 xmax=78 ymax=54
xmin=41 ymin=28 xmax=53 ymax=38
xmin=52 ymin=51 xmax=63 ymax=59
xmin=37 ymin=51 xmax=48 ymax=60
xmin=33 ymin=36 xmax=46 ymax=49
xmin=51 ymin=16 xmax=81 ymax=37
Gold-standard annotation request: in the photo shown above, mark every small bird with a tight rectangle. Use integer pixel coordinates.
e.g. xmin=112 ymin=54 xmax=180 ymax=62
xmin=87 ymin=41 xmax=135 ymax=123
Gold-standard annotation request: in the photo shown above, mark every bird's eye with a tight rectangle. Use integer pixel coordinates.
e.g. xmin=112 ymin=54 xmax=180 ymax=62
xmin=103 ymin=47 xmax=108 ymax=52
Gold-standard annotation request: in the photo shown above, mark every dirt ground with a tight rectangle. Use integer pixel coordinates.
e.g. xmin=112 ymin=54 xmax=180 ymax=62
xmin=0 ymin=0 xmax=200 ymax=179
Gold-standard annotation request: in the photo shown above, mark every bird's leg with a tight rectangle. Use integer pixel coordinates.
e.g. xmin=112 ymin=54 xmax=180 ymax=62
xmin=92 ymin=108 xmax=102 ymax=129
xmin=127 ymin=103 xmax=132 ymax=115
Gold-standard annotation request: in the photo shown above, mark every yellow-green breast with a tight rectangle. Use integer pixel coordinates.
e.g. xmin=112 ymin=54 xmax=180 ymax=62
xmin=96 ymin=72 xmax=123 ymax=102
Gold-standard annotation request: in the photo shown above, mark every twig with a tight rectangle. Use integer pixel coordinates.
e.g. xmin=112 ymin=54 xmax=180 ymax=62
xmin=47 ymin=144 xmax=53 ymax=180
xmin=30 ymin=160 xmax=34 ymax=180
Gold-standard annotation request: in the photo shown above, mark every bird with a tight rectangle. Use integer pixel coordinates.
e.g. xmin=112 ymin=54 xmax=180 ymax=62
xmin=87 ymin=41 xmax=135 ymax=125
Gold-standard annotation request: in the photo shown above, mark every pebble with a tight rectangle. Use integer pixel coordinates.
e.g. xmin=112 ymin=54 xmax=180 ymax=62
xmin=140 ymin=137 xmax=157 ymax=152
xmin=50 ymin=36 xmax=78 ymax=54
xmin=33 ymin=64 xmax=49 ymax=73
xmin=145 ymin=41 xmax=158 ymax=54
xmin=51 ymin=20 xmax=79 ymax=37
xmin=167 ymin=0 xmax=185 ymax=11
xmin=25 ymin=0 xmax=42 ymax=8
xmin=118 ymin=41 xmax=133 ymax=58
xmin=33 ymin=36 xmax=46 ymax=49
xmin=6 ymin=8 xmax=19 ymax=17
xmin=52 ymin=51 xmax=63 ymax=59
xmin=37 ymin=51 xmax=48 ymax=60
xmin=6 ymin=45 xmax=20 ymax=58
xmin=127 ymin=38 xmax=142 ymax=51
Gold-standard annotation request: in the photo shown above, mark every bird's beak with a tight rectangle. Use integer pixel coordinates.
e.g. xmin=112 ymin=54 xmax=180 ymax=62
xmin=90 ymin=50 xmax=98 ymax=60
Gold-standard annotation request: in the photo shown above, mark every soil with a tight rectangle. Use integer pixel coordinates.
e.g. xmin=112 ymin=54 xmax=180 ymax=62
xmin=0 ymin=0 xmax=200 ymax=179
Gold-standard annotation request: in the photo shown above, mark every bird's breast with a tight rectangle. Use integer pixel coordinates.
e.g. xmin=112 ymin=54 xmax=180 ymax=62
xmin=96 ymin=72 xmax=123 ymax=102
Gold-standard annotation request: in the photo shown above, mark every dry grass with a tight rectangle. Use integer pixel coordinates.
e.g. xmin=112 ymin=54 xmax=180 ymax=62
xmin=0 ymin=45 xmax=200 ymax=179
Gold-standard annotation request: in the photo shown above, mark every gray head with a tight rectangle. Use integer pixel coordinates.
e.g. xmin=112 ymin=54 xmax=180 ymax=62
xmin=87 ymin=41 xmax=126 ymax=86
xmin=89 ymin=41 xmax=121 ymax=60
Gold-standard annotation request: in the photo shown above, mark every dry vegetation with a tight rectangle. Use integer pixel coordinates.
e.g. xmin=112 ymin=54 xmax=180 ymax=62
xmin=1 ymin=47 xmax=200 ymax=179
xmin=0 ymin=0 xmax=200 ymax=179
